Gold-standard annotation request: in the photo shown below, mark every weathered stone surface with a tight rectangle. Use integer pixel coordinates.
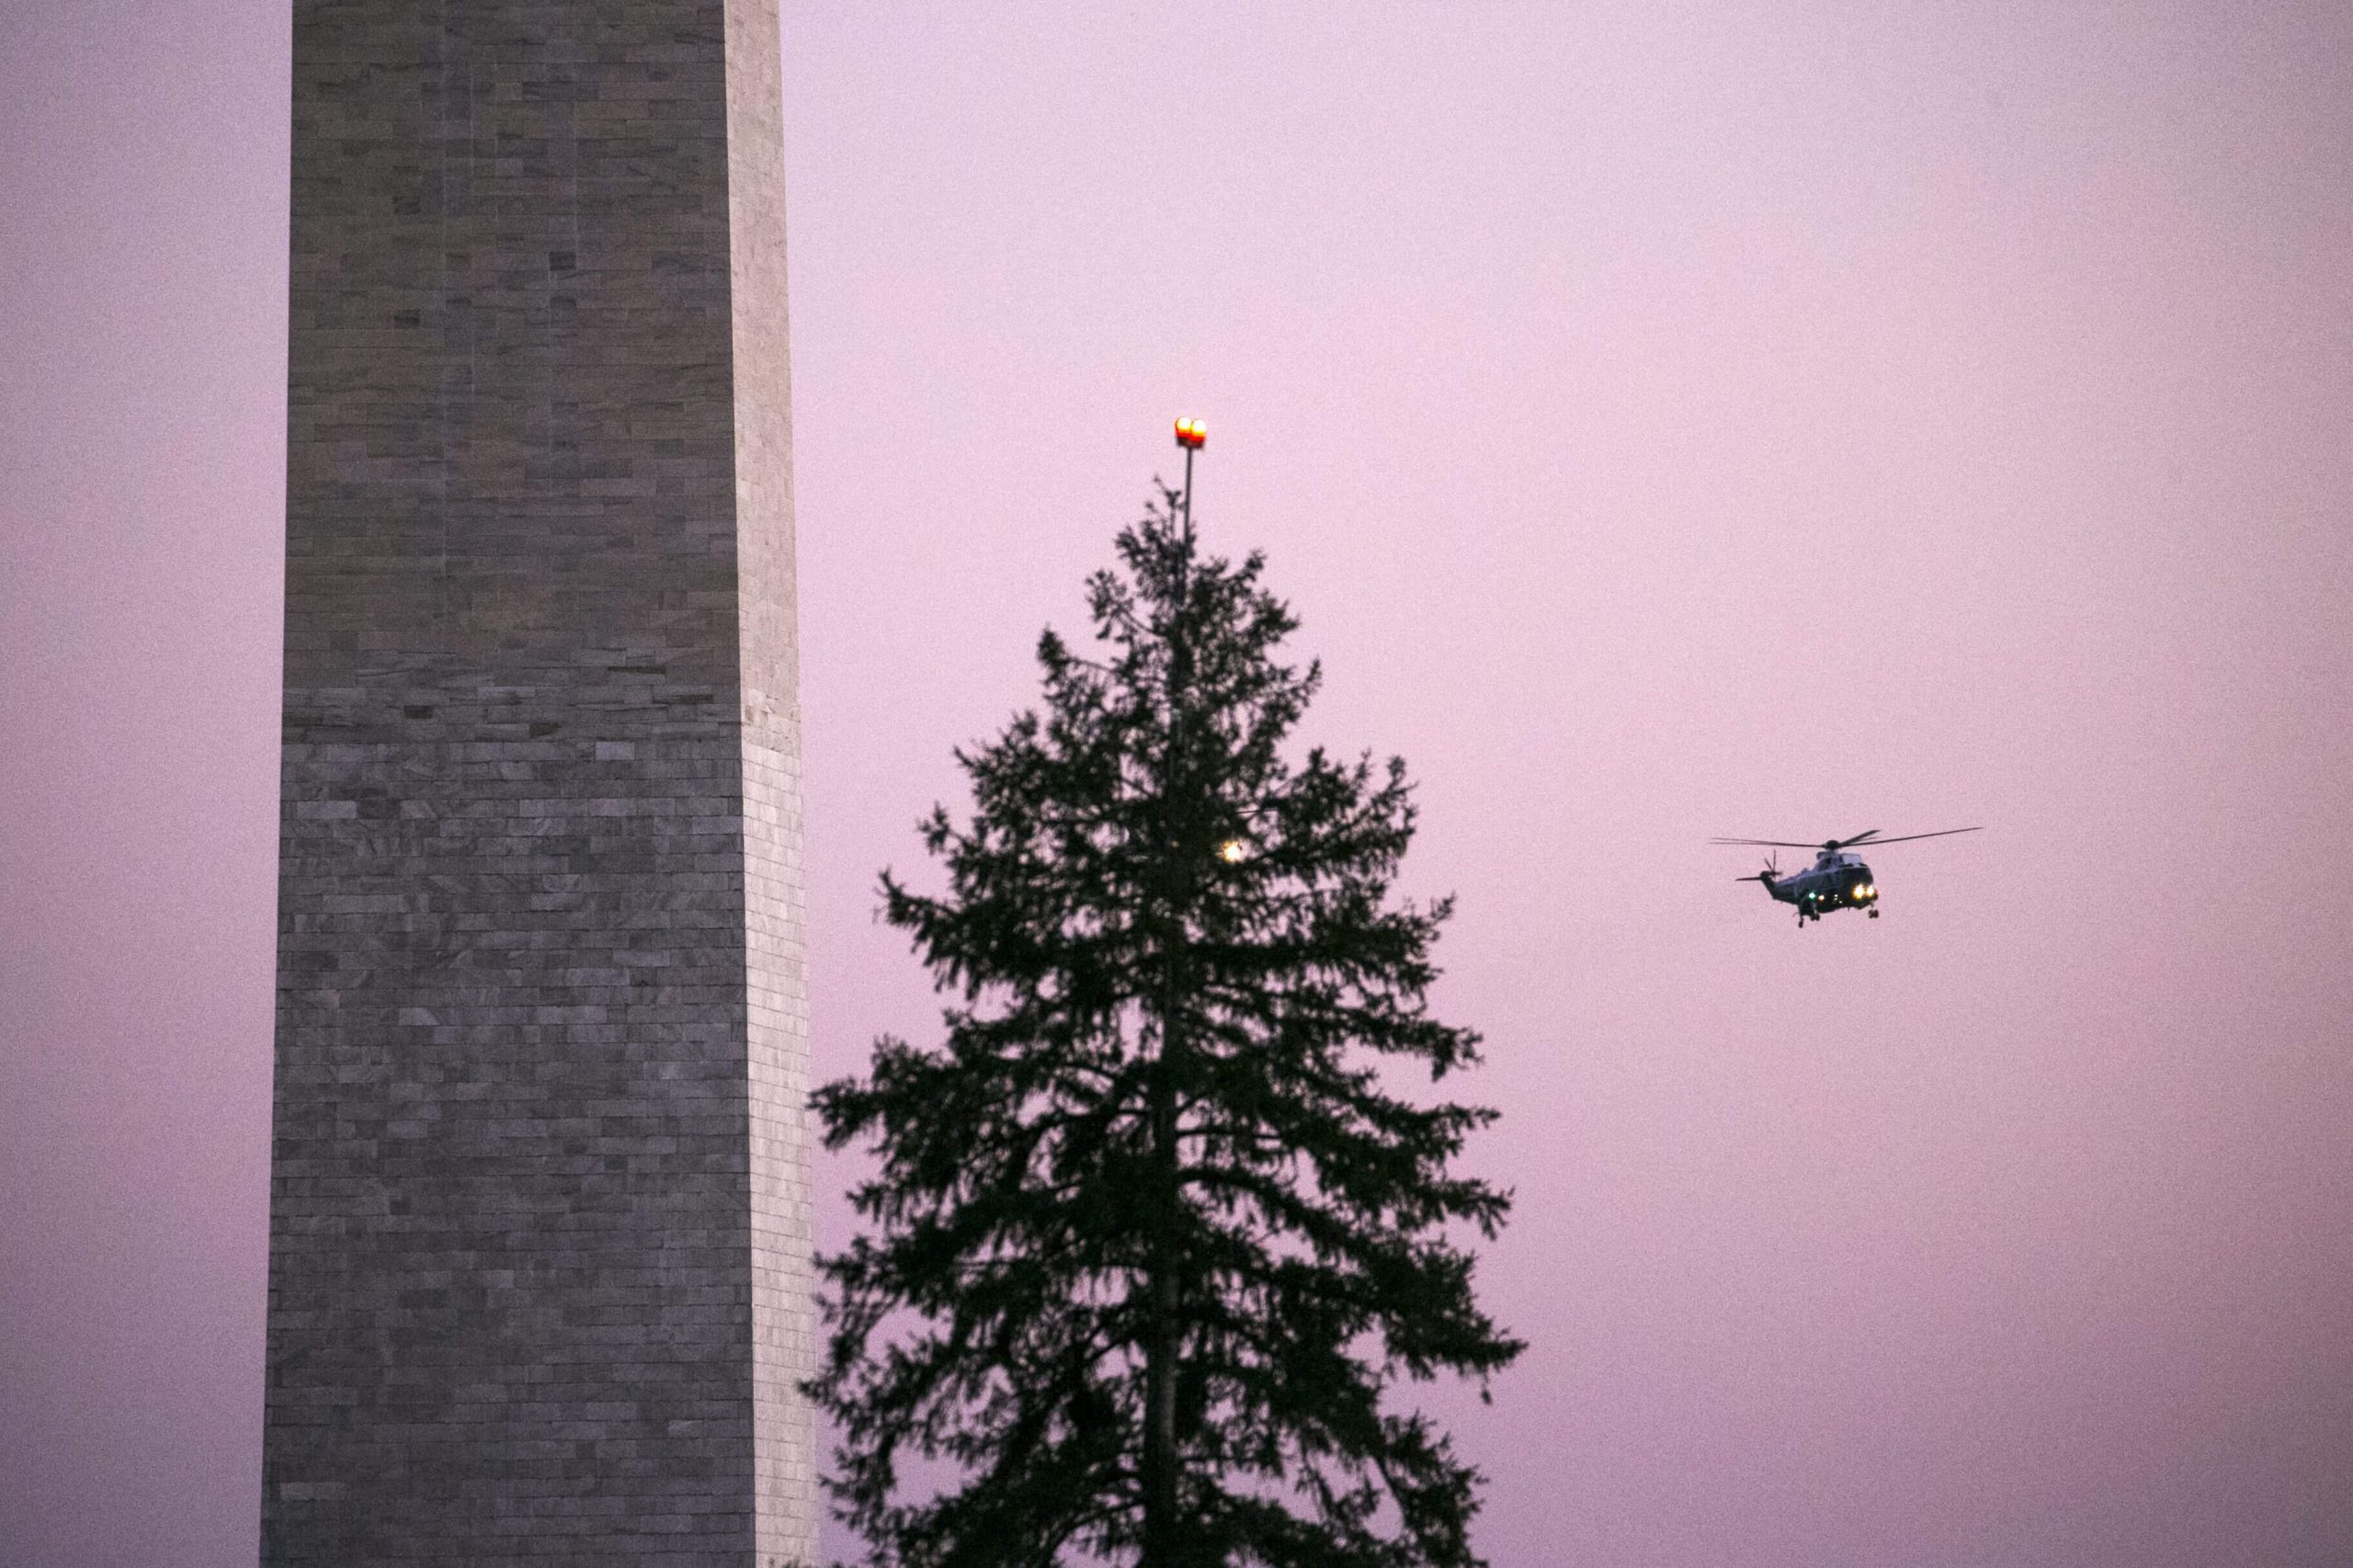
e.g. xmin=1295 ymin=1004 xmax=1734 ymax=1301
xmin=262 ymin=4 xmax=812 ymax=1562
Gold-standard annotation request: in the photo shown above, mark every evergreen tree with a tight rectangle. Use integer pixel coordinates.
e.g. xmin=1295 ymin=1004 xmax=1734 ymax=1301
xmin=812 ymin=481 xmax=1521 ymax=1568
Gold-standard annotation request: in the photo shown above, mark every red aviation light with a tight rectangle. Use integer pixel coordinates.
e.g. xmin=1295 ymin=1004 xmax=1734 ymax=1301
xmin=1174 ymin=417 xmax=1207 ymax=449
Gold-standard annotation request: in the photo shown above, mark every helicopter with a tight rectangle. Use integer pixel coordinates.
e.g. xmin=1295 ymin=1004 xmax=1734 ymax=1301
xmin=1711 ymin=827 xmax=1982 ymax=926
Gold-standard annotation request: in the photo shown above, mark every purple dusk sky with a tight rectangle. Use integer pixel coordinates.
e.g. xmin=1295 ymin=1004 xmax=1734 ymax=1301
xmin=3 ymin=2 xmax=2349 ymax=1563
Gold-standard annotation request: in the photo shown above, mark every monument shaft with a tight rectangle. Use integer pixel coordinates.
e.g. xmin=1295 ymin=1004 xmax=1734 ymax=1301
xmin=263 ymin=4 xmax=812 ymax=1561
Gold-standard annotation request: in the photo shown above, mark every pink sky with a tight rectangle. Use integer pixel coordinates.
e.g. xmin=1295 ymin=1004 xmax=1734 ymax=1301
xmin=3 ymin=3 xmax=2348 ymax=1562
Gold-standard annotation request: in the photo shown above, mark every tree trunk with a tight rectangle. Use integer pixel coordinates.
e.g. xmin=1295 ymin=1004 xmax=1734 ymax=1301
xmin=1142 ymin=1058 xmax=1182 ymax=1567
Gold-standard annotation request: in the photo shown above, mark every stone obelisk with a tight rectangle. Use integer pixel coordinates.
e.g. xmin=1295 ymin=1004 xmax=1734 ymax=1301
xmin=261 ymin=5 xmax=812 ymax=1562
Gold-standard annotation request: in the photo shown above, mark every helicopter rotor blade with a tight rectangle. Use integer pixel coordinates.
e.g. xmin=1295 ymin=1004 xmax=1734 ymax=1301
xmin=1713 ymin=827 xmax=1982 ymax=850
xmin=1844 ymin=826 xmax=1983 ymax=847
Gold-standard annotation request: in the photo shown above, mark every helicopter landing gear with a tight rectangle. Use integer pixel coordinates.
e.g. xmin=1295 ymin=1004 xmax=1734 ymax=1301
xmin=1868 ymin=907 xmax=1880 ymax=918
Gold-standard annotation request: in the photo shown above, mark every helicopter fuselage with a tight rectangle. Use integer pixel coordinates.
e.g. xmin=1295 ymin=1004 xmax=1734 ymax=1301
xmin=1758 ymin=851 xmax=1879 ymax=923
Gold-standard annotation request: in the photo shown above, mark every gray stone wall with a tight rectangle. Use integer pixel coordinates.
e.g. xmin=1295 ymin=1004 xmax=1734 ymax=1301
xmin=262 ymin=4 xmax=812 ymax=1562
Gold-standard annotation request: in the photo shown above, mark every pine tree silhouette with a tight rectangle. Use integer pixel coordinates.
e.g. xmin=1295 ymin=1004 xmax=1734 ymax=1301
xmin=812 ymin=483 xmax=1521 ymax=1568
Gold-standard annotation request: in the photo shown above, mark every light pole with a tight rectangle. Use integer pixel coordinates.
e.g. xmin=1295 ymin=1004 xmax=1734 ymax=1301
xmin=1173 ymin=415 xmax=1205 ymax=541
xmin=1146 ymin=413 xmax=1207 ymax=1568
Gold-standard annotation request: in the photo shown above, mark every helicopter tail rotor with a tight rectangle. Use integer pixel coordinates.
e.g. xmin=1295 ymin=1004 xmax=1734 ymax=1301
xmin=1735 ymin=854 xmax=1780 ymax=885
